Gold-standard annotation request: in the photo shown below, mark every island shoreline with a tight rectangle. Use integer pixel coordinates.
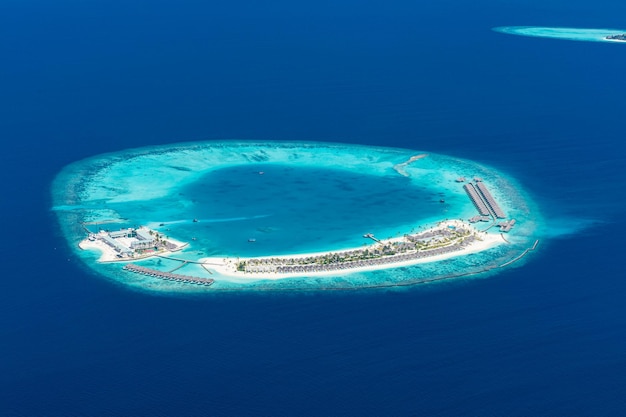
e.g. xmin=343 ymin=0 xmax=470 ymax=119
xmin=199 ymin=220 xmax=506 ymax=280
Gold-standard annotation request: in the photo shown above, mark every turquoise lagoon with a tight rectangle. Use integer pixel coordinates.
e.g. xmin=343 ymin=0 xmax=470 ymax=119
xmin=52 ymin=141 xmax=541 ymax=292
xmin=493 ymin=26 xmax=626 ymax=43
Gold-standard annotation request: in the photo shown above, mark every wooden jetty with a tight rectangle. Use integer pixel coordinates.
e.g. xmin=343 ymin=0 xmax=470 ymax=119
xmin=123 ymin=264 xmax=214 ymax=286
xmin=474 ymin=181 xmax=506 ymax=219
xmin=363 ymin=233 xmax=381 ymax=243
xmin=463 ymin=183 xmax=491 ymax=216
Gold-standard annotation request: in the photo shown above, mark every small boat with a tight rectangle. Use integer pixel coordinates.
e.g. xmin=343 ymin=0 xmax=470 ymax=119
xmin=193 ymin=219 xmax=199 ymax=223
xmin=258 ymin=171 xmax=265 ymax=175
xmin=248 ymin=238 xmax=257 ymax=243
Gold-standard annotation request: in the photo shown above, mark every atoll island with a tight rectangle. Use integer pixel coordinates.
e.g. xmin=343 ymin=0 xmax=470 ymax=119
xmin=52 ymin=141 xmax=541 ymax=292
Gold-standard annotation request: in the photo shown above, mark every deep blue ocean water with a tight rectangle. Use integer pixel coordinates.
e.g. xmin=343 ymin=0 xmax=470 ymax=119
xmin=2 ymin=0 xmax=626 ymax=415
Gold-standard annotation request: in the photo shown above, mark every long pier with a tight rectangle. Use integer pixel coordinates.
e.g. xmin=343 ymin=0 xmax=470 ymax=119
xmin=474 ymin=181 xmax=506 ymax=219
xmin=123 ymin=264 xmax=214 ymax=286
xmin=463 ymin=184 xmax=491 ymax=216
xmin=363 ymin=233 xmax=381 ymax=243
xmin=168 ymin=261 xmax=189 ymax=273
xmin=156 ymin=255 xmax=204 ymax=264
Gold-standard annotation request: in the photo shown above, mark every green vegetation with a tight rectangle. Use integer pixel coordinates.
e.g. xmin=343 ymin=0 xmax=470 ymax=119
xmin=237 ymin=226 xmax=475 ymax=273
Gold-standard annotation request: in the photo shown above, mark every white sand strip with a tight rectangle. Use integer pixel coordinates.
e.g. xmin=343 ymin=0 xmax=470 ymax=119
xmin=200 ymin=221 xmax=504 ymax=280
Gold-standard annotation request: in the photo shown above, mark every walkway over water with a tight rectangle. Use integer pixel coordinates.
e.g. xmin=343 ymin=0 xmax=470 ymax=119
xmin=464 ymin=184 xmax=491 ymax=216
xmin=463 ymin=181 xmax=506 ymax=219
xmin=124 ymin=264 xmax=214 ymax=286
xmin=475 ymin=182 xmax=506 ymax=218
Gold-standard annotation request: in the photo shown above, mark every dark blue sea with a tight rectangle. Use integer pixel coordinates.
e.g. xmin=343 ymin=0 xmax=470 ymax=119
xmin=2 ymin=0 xmax=626 ymax=415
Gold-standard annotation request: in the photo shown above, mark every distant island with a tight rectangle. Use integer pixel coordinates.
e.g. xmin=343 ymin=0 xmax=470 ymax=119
xmin=493 ymin=26 xmax=626 ymax=44
xmin=606 ymin=34 xmax=626 ymax=41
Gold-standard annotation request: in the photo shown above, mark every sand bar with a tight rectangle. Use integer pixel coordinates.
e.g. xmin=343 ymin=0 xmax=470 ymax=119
xmin=392 ymin=153 xmax=428 ymax=177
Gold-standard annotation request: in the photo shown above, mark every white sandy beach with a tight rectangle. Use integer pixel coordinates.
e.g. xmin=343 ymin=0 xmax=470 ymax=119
xmin=200 ymin=221 xmax=506 ymax=280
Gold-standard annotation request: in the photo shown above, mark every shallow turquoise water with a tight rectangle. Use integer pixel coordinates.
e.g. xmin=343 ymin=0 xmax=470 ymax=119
xmin=52 ymin=141 xmax=541 ymax=292
xmin=175 ymin=164 xmax=447 ymax=256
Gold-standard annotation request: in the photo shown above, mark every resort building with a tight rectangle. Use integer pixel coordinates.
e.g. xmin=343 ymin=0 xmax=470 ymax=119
xmin=130 ymin=228 xmax=157 ymax=250
xmin=84 ymin=227 xmax=170 ymax=260
xmin=100 ymin=234 xmax=133 ymax=257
